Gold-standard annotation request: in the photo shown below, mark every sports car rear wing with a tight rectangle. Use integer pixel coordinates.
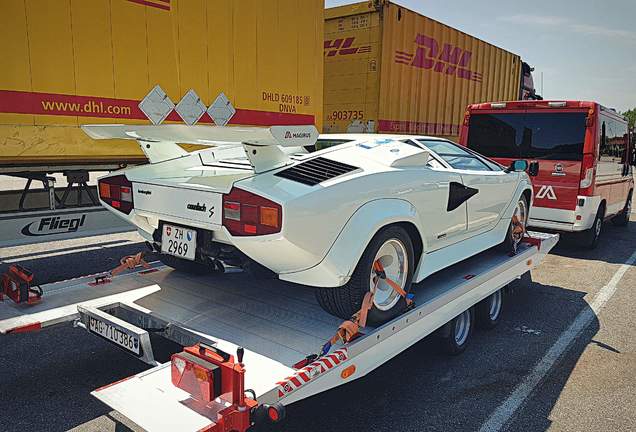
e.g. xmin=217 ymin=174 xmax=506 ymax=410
xmin=81 ymin=124 xmax=319 ymax=172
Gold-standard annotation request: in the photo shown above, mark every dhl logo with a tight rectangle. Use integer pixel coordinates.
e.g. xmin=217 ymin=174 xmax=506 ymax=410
xmin=126 ymin=0 xmax=170 ymax=11
xmin=324 ymin=37 xmax=372 ymax=57
xmin=395 ymin=34 xmax=483 ymax=83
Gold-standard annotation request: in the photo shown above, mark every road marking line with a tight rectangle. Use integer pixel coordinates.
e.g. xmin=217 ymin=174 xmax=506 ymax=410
xmin=478 ymin=249 xmax=636 ymax=432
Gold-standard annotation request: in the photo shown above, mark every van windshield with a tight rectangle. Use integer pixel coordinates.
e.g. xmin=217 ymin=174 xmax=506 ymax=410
xmin=467 ymin=112 xmax=587 ymax=161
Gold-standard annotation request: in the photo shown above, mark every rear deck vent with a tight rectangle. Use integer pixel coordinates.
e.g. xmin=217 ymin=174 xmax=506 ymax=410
xmin=275 ymin=157 xmax=358 ymax=186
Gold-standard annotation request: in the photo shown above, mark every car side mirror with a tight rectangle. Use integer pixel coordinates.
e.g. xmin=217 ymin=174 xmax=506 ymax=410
xmin=506 ymin=160 xmax=528 ymax=173
xmin=528 ymin=161 xmax=539 ymax=176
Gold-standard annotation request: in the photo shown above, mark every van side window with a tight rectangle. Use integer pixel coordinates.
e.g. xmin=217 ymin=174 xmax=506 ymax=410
xmin=599 ymin=118 xmax=627 ymax=163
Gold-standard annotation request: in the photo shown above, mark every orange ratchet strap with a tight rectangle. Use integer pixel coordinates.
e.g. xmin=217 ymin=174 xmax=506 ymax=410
xmin=317 ymin=260 xmax=415 ymax=358
xmin=110 ymin=252 xmax=151 ymax=276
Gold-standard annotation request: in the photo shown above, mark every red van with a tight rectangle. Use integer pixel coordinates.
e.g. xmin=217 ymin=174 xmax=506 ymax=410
xmin=460 ymin=100 xmax=634 ymax=248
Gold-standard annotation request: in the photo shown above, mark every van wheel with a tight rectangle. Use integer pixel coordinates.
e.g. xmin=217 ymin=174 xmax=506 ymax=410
xmin=159 ymin=254 xmax=215 ymax=275
xmin=582 ymin=206 xmax=604 ymax=249
xmin=439 ymin=308 xmax=474 ymax=355
xmin=611 ymin=193 xmax=632 ymax=227
xmin=500 ymin=196 xmax=528 ymax=255
xmin=315 ymin=226 xmax=414 ymax=326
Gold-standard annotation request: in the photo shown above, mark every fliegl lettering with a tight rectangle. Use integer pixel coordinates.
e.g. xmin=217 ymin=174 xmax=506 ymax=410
xmin=21 ymin=215 xmax=87 ymax=237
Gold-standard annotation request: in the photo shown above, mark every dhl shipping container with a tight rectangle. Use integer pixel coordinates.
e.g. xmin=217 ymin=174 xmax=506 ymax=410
xmin=0 ymin=0 xmax=323 ymax=170
xmin=323 ymin=0 xmax=527 ymax=140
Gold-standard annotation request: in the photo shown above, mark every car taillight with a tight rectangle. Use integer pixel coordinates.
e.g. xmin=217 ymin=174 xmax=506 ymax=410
xmin=98 ymin=175 xmax=134 ymax=214
xmin=222 ymin=187 xmax=282 ymax=236
xmin=579 ymin=153 xmax=595 ymax=192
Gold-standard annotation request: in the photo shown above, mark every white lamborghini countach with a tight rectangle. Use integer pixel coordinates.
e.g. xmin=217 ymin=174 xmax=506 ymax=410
xmin=83 ymin=124 xmax=532 ymax=324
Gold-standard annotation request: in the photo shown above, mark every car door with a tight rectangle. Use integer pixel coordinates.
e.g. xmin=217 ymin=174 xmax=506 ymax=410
xmin=404 ymin=140 xmax=468 ymax=250
xmin=417 ymin=139 xmax=518 ymax=236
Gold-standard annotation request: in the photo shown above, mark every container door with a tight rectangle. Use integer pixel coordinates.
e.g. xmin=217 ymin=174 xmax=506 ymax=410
xmin=523 ymin=112 xmax=587 ymax=213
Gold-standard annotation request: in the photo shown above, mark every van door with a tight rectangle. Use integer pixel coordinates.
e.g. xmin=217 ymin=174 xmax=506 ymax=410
xmin=465 ymin=111 xmax=587 ymax=222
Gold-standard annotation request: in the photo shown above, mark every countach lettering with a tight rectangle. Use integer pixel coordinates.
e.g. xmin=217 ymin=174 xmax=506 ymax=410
xmin=187 ymin=202 xmax=207 ymax=212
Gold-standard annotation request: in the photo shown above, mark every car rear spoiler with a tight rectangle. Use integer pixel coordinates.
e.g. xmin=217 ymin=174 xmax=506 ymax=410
xmin=81 ymin=124 xmax=319 ymax=172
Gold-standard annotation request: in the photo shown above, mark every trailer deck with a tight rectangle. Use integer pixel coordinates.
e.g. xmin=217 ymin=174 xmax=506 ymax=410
xmin=0 ymin=232 xmax=558 ymax=432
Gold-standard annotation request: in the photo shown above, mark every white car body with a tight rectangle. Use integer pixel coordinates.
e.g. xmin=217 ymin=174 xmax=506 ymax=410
xmin=83 ymin=125 xmax=532 ymax=288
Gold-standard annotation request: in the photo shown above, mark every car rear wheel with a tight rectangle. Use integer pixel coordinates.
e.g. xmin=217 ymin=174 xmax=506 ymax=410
xmin=611 ymin=193 xmax=632 ymax=227
xmin=159 ymin=254 xmax=216 ymax=275
xmin=315 ymin=226 xmax=414 ymax=326
xmin=500 ymin=196 xmax=528 ymax=255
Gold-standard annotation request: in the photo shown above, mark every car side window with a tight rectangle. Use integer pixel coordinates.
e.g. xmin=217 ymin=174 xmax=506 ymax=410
xmin=417 ymin=139 xmax=493 ymax=171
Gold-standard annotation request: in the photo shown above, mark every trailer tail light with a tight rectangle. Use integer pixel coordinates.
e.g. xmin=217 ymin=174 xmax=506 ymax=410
xmin=579 ymin=153 xmax=595 ymax=193
xmin=98 ymin=175 xmax=134 ymax=214
xmin=222 ymin=187 xmax=282 ymax=236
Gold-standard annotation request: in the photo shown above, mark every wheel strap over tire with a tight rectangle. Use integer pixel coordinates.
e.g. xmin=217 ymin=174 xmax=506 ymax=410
xmin=315 ymin=258 xmax=415 ymax=358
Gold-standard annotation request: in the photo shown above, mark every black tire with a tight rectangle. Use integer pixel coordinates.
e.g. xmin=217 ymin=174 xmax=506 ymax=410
xmin=438 ymin=308 xmax=474 ymax=355
xmin=581 ymin=206 xmax=604 ymax=249
xmin=158 ymin=253 xmax=214 ymax=275
xmin=476 ymin=289 xmax=504 ymax=330
xmin=611 ymin=193 xmax=632 ymax=227
xmin=500 ymin=195 xmax=529 ymax=255
xmin=315 ymin=225 xmax=414 ymax=326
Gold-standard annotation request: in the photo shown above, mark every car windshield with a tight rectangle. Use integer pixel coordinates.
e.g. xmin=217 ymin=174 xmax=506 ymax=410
xmin=467 ymin=112 xmax=587 ymax=161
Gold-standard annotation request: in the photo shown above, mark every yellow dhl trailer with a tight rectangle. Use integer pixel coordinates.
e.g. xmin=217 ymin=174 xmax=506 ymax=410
xmin=323 ymin=0 xmax=537 ymax=140
xmin=0 ymin=0 xmax=323 ymax=247
xmin=0 ymin=0 xmax=323 ymax=171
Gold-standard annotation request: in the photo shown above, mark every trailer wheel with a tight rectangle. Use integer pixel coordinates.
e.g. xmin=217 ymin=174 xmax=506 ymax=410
xmin=476 ymin=289 xmax=504 ymax=330
xmin=159 ymin=254 xmax=215 ymax=275
xmin=315 ymin=225 xmax=414 ymax=326
xmin=439 ymin=308 xmax=474 ymax=355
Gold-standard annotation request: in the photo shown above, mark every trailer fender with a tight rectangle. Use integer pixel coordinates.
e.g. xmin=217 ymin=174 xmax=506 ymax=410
xmin=279 ymin=199 xmax=428 ymax=287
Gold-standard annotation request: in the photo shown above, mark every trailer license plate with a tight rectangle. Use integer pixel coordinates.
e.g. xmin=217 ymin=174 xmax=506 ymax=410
xmin=88 ymin=316 xmax=140 ymax=355
xmin=161 ymin=224 xmax=196 ymax=261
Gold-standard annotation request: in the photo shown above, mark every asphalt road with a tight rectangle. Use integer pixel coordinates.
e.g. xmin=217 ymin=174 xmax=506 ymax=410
xmin=0 ymin=218 xmax=634 ymax=432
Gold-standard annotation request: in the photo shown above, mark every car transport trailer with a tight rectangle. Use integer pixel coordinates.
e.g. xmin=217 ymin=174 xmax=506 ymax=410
xmin=0 ymin=232 xmax=558 ymax=432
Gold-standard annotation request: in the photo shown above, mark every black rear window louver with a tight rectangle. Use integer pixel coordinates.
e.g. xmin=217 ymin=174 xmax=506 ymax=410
xmin=274 ymin=157 xmax=358 ymax=186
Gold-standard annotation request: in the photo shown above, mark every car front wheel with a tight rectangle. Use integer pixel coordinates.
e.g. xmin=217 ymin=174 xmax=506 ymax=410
xmin=315 ymin=226 xmax=415 ymax=326
xmin=500 ymin=196 xmax=528 ymax=255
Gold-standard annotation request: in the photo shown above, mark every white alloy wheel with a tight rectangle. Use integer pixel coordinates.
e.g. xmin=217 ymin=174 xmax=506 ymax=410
xmin=510 ymin=198 xmax=528 ymax=252
xmin=454 ymin=310 xmax=472 ymax=346
xmin=488 ymin=290 xmax=503 ymax=321
xmin=370 ymin=239 xmax=408 ymax=311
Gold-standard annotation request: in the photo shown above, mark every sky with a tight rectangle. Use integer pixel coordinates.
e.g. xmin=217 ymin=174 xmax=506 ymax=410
xmin=325 ymin=0 xmax=636 ymax=113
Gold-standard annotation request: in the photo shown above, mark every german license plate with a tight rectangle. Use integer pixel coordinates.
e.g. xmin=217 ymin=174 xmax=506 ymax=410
xmin=161 ymin=224 xmax=196 ymax=261
xmin=88 ymin=316 xmax=140 ymax=355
